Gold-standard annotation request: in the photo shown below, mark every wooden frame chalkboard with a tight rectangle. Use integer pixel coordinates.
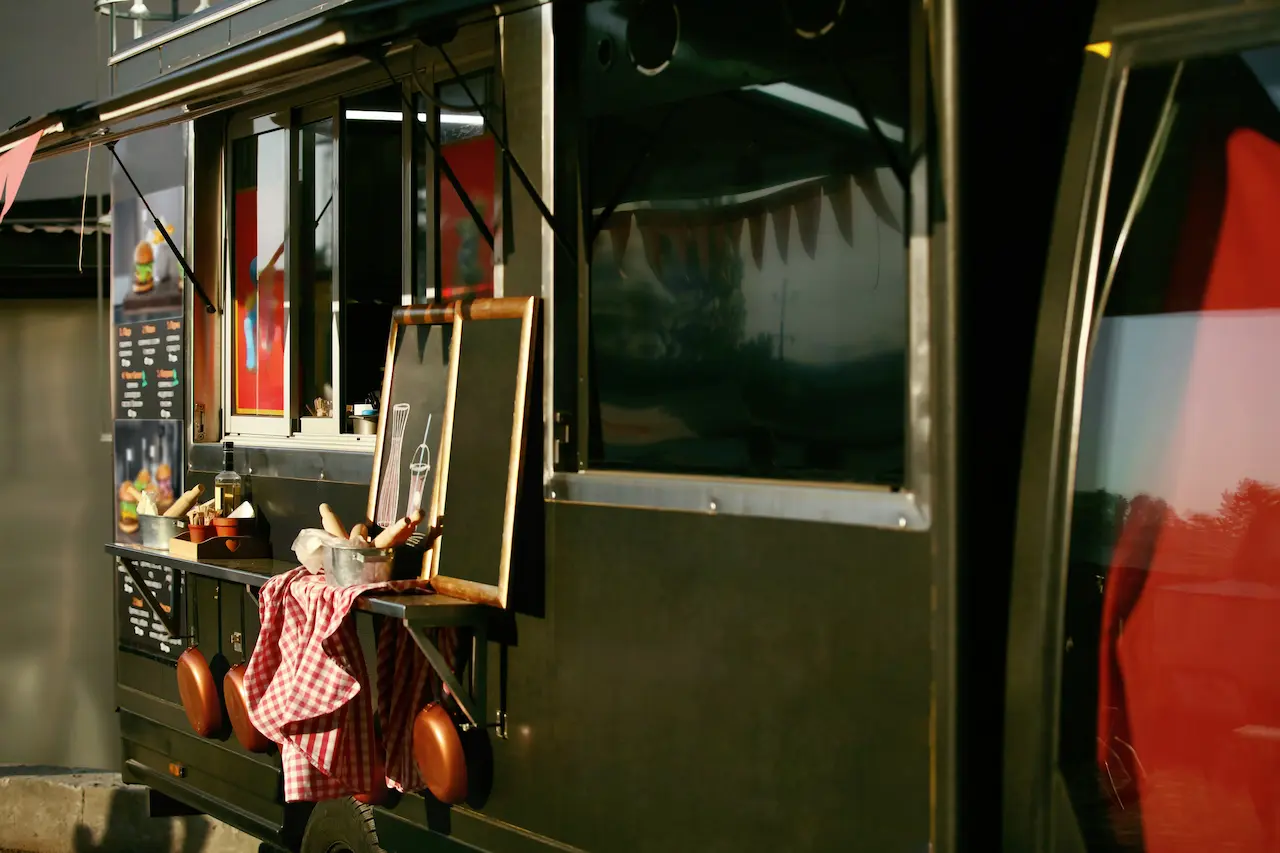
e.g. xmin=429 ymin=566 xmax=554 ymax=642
xmin=429 ymin=296 xmax=538 ymax=608
xmin=367 ymin=304 xmax=462 ymax=578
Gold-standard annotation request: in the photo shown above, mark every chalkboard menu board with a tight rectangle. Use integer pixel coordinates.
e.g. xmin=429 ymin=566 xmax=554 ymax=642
xmin=116 ymin=557 xmax=184 ymax=662
xmin=429 ymin=298 xmax=536 ymax=608
xmin=115 ymin=318 xmax=183 ymax=420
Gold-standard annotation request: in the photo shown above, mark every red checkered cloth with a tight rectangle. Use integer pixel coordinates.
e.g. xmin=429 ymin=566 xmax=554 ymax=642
xmin=244 ymin=566 xmax=456 ymax=802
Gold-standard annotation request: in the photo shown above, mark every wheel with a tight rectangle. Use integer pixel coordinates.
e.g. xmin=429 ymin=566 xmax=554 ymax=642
xmin=300 ymin=798 xmax=382 ymax=853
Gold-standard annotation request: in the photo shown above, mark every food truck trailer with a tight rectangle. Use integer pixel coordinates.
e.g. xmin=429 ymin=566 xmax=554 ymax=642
xmin=4 ymin=0 xmax=1279 ymax=849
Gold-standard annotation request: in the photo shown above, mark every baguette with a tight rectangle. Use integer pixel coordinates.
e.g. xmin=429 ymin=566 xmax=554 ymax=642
xmin=319 ymin=503 xmax=348 ymax=539
xmin=348 ymin=523 xmax=370 ymax=546
xmin=372 ymin=510 xmax=424 ymax=550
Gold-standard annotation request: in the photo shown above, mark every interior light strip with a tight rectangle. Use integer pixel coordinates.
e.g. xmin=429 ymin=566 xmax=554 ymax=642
xmin=745 ymin=82 xmax=905 ymax=142
xmin=344 ymin=109 xmax=484 ymax=125
xmin=100 ymin=31 xmax=349 ymax=123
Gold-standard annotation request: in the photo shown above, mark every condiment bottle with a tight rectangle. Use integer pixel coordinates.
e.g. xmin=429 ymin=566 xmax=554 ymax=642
xmin=213 ymin=441 xmax=243 ymax=514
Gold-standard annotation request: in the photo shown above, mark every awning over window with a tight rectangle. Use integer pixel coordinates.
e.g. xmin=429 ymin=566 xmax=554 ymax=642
xmin=0 ymin=0 xmax=512 ymax=164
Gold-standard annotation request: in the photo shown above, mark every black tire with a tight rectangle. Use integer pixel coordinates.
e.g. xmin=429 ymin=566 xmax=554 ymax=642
xmin=300 ymin=798 xmax=383 ymax=853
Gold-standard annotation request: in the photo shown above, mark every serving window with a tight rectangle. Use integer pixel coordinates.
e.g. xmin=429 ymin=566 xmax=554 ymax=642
xmin=197 ymin=39 xmax=503 ymax=452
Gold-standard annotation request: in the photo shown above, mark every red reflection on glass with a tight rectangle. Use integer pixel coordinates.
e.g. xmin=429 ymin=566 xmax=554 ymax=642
xmin=439 ymin=135 xmax=496 ymax=303
xmin=1097 ymin=128 xmax=1280 ymax=852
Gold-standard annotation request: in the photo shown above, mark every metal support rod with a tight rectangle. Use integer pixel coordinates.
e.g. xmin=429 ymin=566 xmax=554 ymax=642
xmin=434 ymin=44 xmax=573 ymax=262
xmin=118 ymin=557 xmax=187 ymax=640
xmin=380 ymin=58 xmax=494 ymax=251
xmin=105 ymin=141 xmax=219 ymax=313
xmin=403 ymin=621 xmax=484 ymax=728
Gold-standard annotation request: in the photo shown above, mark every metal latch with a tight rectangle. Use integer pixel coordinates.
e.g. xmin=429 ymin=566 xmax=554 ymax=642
xmin=553 ymin=412 xmax=571 ymax=465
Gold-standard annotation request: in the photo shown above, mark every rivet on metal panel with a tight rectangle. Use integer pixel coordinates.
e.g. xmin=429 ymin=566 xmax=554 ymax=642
xmin=708 ymin=499 xmax=718 ymax=513
xmin=898 ymin=516 xmax=908 ymax=528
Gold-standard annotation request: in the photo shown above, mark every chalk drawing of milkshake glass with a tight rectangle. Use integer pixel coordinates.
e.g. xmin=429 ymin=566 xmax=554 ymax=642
xmin=406 ymin=414 xmax=433 ymax=517
xmin=376 ymin=403 xmax=412 ymax=526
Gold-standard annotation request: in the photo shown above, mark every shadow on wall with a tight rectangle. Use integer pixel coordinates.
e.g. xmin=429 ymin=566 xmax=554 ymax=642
xmin=72 ymin=789 xmax=210 ymax=853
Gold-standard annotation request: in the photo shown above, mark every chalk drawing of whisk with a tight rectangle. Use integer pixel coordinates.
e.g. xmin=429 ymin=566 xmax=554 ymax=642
xmin=406 ymin=414 xmax=433 ymax=517
xmin=376 ymin=403 xmax=411 ymax=526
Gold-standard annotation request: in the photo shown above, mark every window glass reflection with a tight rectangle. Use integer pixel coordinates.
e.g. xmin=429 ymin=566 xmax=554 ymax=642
xmin=1062 ymin=46 xmax=1280 ymax=852
xmin=586 ymin=63 xmax=908 ymax=484
xmin=299 ymin=118 xmax=336 ymax=419
xmin=230 ymin=129 xmax=288 ymax=416
xmin=342 ymin=87 xmax=404 ymax=427
xmin=437 ymin=74 xmax=496 ymax=303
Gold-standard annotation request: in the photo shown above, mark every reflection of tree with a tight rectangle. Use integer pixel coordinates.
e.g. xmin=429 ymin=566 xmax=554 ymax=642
xmin=1073 ymin=478 xmax=1280 ymax=562
xmin=1067 ymin=479 xmax=1280 ymax=852
xmin=592 ymin=220 xmax=748 ymax=392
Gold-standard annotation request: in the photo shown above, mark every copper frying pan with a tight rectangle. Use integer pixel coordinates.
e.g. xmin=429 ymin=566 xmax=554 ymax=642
xmin=224 ymin=663 xmax=272 ymax=752
xmin=413 ymin=702 xmax=468 ymax=804
xmin=175 ymin=580 xmax=222 ymax=737
xmin=223 ymin=587 xmax=272 ymax=752
xmin=176 ymin=646 xmax=222 ymax=737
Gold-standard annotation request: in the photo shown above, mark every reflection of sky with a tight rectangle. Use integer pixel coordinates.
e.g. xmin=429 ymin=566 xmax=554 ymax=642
xmin=1077 ymin=310 xmax=1280 ymax=514
xmin=1243 ymin=47 xmax=1280 ymax=109
xmin=256 ymin=130 xmax=288 ymax=272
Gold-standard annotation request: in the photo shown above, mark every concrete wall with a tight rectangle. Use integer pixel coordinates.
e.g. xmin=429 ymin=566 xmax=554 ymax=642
xmin=0 ymin=300 xmax=116 ymax=769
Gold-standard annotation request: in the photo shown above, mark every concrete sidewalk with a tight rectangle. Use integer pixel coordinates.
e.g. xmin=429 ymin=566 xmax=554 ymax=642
xmin=0 ymin=766 xmax=259 ymax=853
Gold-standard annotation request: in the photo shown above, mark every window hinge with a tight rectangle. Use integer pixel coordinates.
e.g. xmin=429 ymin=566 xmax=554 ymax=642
xmin=553 ymin=412 xmax=571 ymax=465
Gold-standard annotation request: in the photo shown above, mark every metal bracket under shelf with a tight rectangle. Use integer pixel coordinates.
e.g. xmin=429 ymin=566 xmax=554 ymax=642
xmin=402 ymin=620 xmax=502 ymax=736
xmin=118 ymin=556 xmax=188 ymax=642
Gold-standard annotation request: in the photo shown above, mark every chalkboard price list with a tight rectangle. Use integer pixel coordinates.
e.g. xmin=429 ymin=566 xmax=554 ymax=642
xmin=116 ymin=318 xmax=183 ymax=420
xmin=116 ymin=558 xmax=183 ymax=661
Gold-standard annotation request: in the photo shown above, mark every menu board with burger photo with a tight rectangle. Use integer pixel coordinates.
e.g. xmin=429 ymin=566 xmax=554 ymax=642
xmin=111 ymin=126 xmax=186 ymax=326
xmin=114 ymin=415 xmax=184 ymax=544
xmin=109 ymin=126 xmax=188 ymax=546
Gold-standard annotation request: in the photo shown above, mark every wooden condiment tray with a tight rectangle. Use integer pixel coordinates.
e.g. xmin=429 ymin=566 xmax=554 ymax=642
xmin=169 ymin=532 xmax=270 ymax=561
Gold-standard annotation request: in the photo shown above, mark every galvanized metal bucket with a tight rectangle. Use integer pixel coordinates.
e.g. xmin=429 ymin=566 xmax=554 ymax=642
xmin=326 ymin=545 xmax=395 ymax=587
xmin=139 ymin=514 xmax=187 ymax=550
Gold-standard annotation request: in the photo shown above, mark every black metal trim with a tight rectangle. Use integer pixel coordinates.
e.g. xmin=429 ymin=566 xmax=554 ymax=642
xmin=1001 ymin=45 xmax=1118 ymax=853
xmin=188 ymin=441 xmax=374 ymax=484
xmin=123 ymin=759 xmax=287 ymax=844
xmin=434 ymin=43 xmax=573 ymax=263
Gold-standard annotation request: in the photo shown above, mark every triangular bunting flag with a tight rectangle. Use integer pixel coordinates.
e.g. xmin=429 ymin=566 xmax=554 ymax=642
xmin=825 ymin=177 xmax=855 ymax=248
xmin=746 ymin=211 xmax=767 ymax=270
xmin=0 ymin=132 xmax=41 ymax=225
xmin=795 ymin=188 xmax=823 ymax=259
xmin=854 ymin=170 xmax=902 ymax=235
xmin=773 ymin=203 xmax=791 ymax=264
xmin=607 ymin=212 xmax=633 ymax=273
xmin=638 ymin=220 xmax=665 ymax=278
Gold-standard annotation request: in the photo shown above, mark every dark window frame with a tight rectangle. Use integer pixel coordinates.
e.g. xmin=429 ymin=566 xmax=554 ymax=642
xmin=546 ymin=0 xmax=935 ymax=528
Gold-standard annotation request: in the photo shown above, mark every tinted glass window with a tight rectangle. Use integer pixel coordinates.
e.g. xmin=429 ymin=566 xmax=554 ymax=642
xmin=230 ymin=128 xmax=288 ymax=417
xmin=342 ymin=86 xmax=404 ymax=421
xmin=583 ymin=3 xmax=909 ymax=485
xmin=1062 ymin=46 xmax=1280 ymax=851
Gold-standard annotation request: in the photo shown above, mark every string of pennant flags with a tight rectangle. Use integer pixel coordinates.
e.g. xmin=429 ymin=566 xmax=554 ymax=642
xmin=0 ymin=129 xmax=42 ymax=226
xmin=598 ymin=170 xmax=901 ymax=277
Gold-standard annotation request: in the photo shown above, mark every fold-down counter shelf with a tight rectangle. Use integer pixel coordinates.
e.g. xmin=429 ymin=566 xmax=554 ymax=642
xmin=105 ymin=543 xmax=495 ymax=731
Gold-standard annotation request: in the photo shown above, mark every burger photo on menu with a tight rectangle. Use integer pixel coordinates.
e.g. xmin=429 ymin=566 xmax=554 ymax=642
xmin=133 ymin=240 xmax=154 ymax=294
xmin=113 ymin=420 xmax=183 ymax=545
xmin=111 ymin=146 xmax=186 ymax=325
